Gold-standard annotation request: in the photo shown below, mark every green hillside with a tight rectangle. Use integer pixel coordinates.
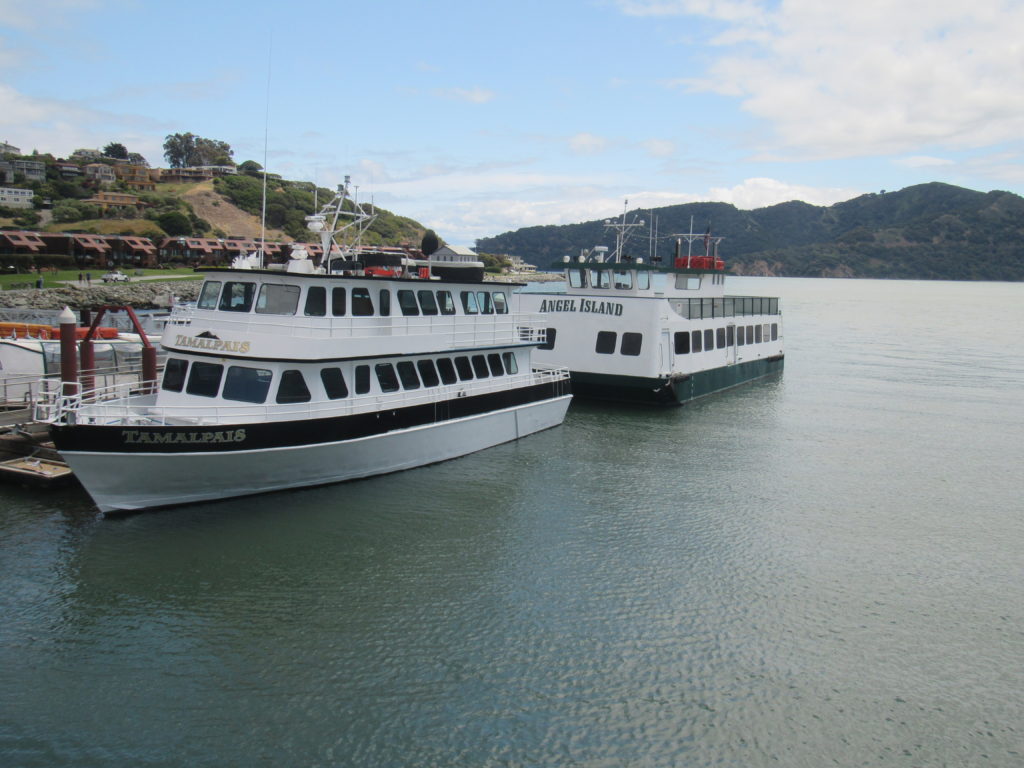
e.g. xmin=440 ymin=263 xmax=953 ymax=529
xmin=0 ymin=151 xmax=427 ymax=246
xmin=476 ymin=183 xmax=1024 ymax=281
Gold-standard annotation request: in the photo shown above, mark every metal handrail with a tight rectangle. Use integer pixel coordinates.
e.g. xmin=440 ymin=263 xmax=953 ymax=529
xmin=35 ymin=367 xmax=570 ymax=426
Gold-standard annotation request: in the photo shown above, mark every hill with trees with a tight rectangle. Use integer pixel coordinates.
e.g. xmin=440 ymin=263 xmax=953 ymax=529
xmin=475 ymin=183 xmax=1024 ymax=281
xmin=0 ymin=135 xmax=428 ymax=247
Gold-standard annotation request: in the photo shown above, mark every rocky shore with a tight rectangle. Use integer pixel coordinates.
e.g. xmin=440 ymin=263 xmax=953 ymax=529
xmin=0 ymin=280 xmax=202 ymax=312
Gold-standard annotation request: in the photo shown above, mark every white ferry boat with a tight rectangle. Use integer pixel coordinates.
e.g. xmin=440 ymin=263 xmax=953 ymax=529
xmin=515 ymin=210 xmax=783 ymax=405
xmin=35 ymin=179 xmax=571 ymax=513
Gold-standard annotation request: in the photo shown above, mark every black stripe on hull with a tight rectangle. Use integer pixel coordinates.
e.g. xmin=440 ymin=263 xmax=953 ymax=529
xmin=571 ymin=355 xmax=784 ymax=406
xmin=50 ymin=380 xmax=569 ymax=454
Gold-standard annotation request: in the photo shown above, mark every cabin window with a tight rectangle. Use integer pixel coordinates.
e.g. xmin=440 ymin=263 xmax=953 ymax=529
xmin=397 ymin=361 xmax=421 ymax=390
xmin=352 ymin=288 xmax=374 ymax=316
xmin=674 ymin=331 xmax=690 ymax=354
xmin=219 ymin=281 xmax=256 ymax=312
xmin=727 ymin=326 xmax=735 ymax=346
xmin=704 ymin=329 xmax=714 ymax=350
xmin=185 ymin=361 xmax=223 ymax=397
xmin=737 ymin=326 xmax=746 ymax=346
xmin=771 ymin=323 xmax=779 ymax=341
xmin=613 ymin=271 xmax=632 ymax=290
xmin=539 ymin=328 xmax=556 ymax=350
xmin=454 ymin=356 xmax=474 ymax=381
xmin=331 ymin=287 xmax=347 ymax=316
xmin=461 ymin=291 xmax=479 ymax=314
xmin=596 ymin=331 xmax=617 ymax=354
xmin=304 ymin=286 xmax=326 ymax=316
xmin=256 ymin=283 xmax=300 ymax=315
xmin=417 ymin=290 xmax=439 ymax=316
xmin=223 ymin=366 xmax=272 ymax=403
xmin=397 ymin=290 xmax=420 ymax=316
xmin=487 ymin=353 xmax=504 ymax=376
xmin=502 ymin=352 xmax=519 ymax=374
xmin=471 ymin=355 xmax=490 ymax=378
xmin=568 ymin=269 xmax=586 ymax=288
xmin=355 ymin=364 xmax=370 ymax=394
xmin=755 ymin=325 xmax=763 ymax=343
xmin=374 ymin=363 xmax=399 ymax=393
xmin=621 ymin=332 xmax=642 ymax=356
xmin=747 ymin=325 xmax=755 ymax=342
xmin=637 ymin=271 xmax=650 ymax=290
xmin=675 ymin=276 xmax=701 ymax=291
xmin=417 ymin=359 xmax=440 ymax=387
xmin=162 ymin=358 xmax=188 ymax=391
xmin=379 ymin=289 xmax=391 ymax=316
xmin=476 ymin=292 xmax=494 ymax=314
xmin=691 ymin=330 xmax=703 ymax=353
xmin=437 ymin=290 xmax=456 ymax=315
xmin=436 ymin=358 xmax=458 ymax=384
xmin=493 ymin=292 xmax=508 ymax=314
xmin=321 ymin=368 xmax=348 ymax=399
xmin=769 ymin=298 xmax=779 ymax=315
xmin=276 ymin=370 xmax=311 ymax=403
xmin=589 ymin=270 xmax=610 ymax=289
xmin=197 ymin=281 xmax=222 ymax=310
xmin=717 ymin=328 xmax=726 ymax=349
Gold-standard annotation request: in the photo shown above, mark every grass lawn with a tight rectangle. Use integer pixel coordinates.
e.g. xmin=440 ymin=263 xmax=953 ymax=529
xmin=0 ymin=268 xmax=201 ymax=290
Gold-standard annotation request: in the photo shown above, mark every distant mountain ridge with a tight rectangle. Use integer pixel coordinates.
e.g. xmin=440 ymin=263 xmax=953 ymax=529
xmin=475 ymin=183 xmax=1024 ymax=281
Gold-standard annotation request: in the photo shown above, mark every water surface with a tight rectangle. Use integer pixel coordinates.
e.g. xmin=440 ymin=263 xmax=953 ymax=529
xmin=2 ymin=277 xmax=1022 ymax=767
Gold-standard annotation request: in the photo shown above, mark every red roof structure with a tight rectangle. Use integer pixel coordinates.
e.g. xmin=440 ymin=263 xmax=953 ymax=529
xmin=0 ymin=231 xmax=46 ymax=253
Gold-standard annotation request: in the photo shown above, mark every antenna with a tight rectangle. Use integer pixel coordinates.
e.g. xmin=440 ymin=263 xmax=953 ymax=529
xmin=259 ymin=38 xmax=273 ymax=269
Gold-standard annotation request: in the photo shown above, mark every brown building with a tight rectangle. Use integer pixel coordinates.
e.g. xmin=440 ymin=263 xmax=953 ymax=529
xmin=113 ymin=164 xmax=156 ymax=192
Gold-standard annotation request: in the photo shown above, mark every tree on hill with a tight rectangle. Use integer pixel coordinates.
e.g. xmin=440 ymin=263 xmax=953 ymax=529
xmin=238 ymin=160 xmax=263 ymax=176
xmin=421 ymin=229 xmax=440 ymax=255
xmin=103 ymin=142 xmax=128 ymax=160
xmin=163 ymin=133 xmax=235 ymax=168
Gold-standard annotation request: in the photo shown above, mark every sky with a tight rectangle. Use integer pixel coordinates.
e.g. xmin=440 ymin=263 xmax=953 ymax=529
xmin=2 ymin=0 xmax=1024 ymax=245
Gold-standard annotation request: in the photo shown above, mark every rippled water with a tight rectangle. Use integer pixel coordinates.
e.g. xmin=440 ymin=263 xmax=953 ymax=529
xmin=2 ymin=278 xmax=1022 ymax=767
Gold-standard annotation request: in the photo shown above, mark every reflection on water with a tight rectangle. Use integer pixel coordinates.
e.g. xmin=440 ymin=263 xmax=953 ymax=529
xmin=2 ymin=278 xmax=1023 ymax=767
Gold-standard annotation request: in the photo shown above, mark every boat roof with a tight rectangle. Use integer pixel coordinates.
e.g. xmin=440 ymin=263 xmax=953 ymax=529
xmin=193 ymin=267 xmax=529 ymax=287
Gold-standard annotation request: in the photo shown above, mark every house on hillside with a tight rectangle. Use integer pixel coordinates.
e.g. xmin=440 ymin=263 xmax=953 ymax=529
xmin=0 ymin=141 xmax=21 ymax=155
xmin=83 ymin=163 xmax=117 ymax=186
xmin=11 ymin=159 xmax=45 ymax=182
xmin=81 ymin=191 xmax=147 ymax=215
xmin=0 ymin=187 xmax=34 ymax=209
xmin=54 ymin=161 xmax=83 ymax=178
xmin=113 ymin=164 xmax=156 ymax=191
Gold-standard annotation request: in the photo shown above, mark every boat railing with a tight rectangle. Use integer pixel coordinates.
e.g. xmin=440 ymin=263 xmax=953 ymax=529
xmin=164 ymin=308 xmax=550 ymax=350
xmin=6 ymin=361 xmax=162 ymax=409
xmin=35 ymin=366 xmax=570 ymax=427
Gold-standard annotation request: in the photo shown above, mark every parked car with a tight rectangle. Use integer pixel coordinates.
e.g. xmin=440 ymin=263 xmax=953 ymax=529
xmin=101 ymin=271 xmax=129 ymax=283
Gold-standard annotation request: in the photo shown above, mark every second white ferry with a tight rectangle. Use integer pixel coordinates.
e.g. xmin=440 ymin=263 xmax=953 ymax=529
xmin=515 ymin=209 xmax=784 ymax=405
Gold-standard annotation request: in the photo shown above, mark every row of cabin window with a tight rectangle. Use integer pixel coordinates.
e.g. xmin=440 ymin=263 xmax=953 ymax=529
xmin=160 ymin=352 xmax=521 ymax=404
xmin=674 ymin=323 xmax=779 ymax=354
xmin=197 ymin=280 xmax=509 ymax=318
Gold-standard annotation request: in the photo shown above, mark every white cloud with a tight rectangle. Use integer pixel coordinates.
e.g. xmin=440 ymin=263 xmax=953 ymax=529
xmin=706 ymin=177 xmax=860 ymax=209
xmin=631 ymin=1 xmax=1024 ymax=159
xmin=895 ymin=155 xmax=955 ymax=168
xmin=640 ymin=138 xmax=676 ymax=157
xmin=568 ymin=132 xmax=610 ymax=154
xmin=435 ymin=87 xmax=495 ymax=104
xmin=0 ymin=83 xmax=164 ymax=163
xmin=0 ymin=0 xmax=106 ymax=28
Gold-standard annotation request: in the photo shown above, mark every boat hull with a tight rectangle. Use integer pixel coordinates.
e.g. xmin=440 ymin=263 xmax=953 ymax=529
xmin=570 ymin=355 xmax=784 ymax=406
xmin=53 ymin=394 xmax=571 ymax=513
